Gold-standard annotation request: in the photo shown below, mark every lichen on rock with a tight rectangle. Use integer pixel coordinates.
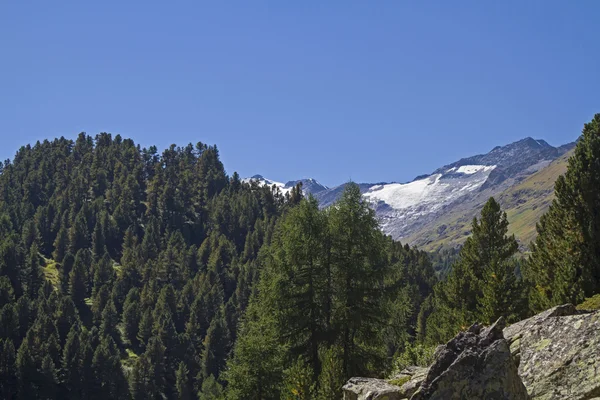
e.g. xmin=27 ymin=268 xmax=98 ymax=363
xmin=503 ymin=304 xmax=600 ymax=400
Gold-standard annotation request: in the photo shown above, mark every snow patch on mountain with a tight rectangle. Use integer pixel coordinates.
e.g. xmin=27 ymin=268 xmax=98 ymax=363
xmin=365 ymin=167 xmax=500 ymax=240
xmin=244 ymin=137 xmax=575 ymax=244
xmin=364 ymin=165 xmax=496 ymax=223
xmin=243 ymin=175 xmax=294 ymax=195
xmin=243 ymin=175 xmax=328 ymax=196
xmin=455 ymin=165 xmax=496 ymax=175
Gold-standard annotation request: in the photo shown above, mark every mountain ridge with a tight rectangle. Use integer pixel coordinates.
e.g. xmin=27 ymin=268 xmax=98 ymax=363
xmin=245 ymin=137 xmax=575 ymax=250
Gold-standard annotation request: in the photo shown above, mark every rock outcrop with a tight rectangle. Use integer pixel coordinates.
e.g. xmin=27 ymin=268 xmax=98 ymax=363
xmin=504 ymin=304 xmax=600 ymax=400
xmin=411 ymin=317 xmax=528 ymax=400
xmin=342 ymin=366 xmax=429 ymax=400
xmin=342 ymin=377 xmax=406 ymax=400
xmin=391 ymin=366 xmax=429 ymax=398
xmin=343 ymin=304 xmax=600 ymax=400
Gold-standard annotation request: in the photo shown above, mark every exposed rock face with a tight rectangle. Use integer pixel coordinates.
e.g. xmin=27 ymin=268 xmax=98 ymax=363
xmin=411 ymin=317 xmax=528 ymax=400
xmin=343 ymin=304 xmax=600 ymax=400
xmin=342 ymin=377 xmax=406 ymax=400
xmin=503 ymin=304 xmax=600 ymax=400
xmin=392 ymin=366 xmax=429 ymax=398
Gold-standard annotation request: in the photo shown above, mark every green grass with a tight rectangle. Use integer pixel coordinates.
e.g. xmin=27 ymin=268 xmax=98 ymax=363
xmin=121 ymin=348 xmax=140 ymax=371
xmin=500 ymin=150 xmax=571 ymax=247
xmin=577 ymin=294 xmax=600 ymax=310
xmin=42 ymin=259 xmax=61 ymax=288
xmin=113 ymin=261 xmax=123 ymax=277
xmin=415 ymin=149 xmax=573 ymax=252
xmin=388 ymin=375 xmax=410 ymax=387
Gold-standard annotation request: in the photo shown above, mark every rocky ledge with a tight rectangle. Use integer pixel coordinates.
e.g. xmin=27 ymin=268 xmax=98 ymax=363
xmin=343 ymin=304 xmax=600 ymax=400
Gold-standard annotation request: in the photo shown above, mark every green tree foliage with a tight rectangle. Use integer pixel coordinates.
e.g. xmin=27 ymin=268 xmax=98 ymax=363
xmin=0 ymin=276 xmax=15 ymax=309
xmin=227 ymin=184 xmax=435 ymax=395
xmin=69 ymin=250 xmax=89 ymax=308
xmin=281 ymin=357 xmax=316 ymax=400
xmin=262 ymin=196 xmax=328 ymax=377
xmin=524 ymin=114 xmax=600 ymax=311
xmin=224 ymin=300 xmax=287 ymax=400
xmin=91 ymin=336 xmax=128 ymax=400
xmin=23 ymin=243 xmax=43 ymax=299
xmin=60 ymin=326 xmax=82 ymax=399
xmin=122 ymin=288 xmax=140 ymax=346
xmin=197 ymin=374 xmax=225 ymax=400
xmin=175 ymin=361 xmax=192 ymax=400
xmin=200 ymin=309 xmax=230 ymax=383
xmin=425 ymin=197 xmax=521 ymax=343
xmin=0 ymin=134 xmax=440 ymax=399
xmin=316 ymin=346 xmax=345 ymax=400
xmin=0 ymin=339 xmax=17 ymax=399
xmin=327 ymin=184 xmax=388 ymax=377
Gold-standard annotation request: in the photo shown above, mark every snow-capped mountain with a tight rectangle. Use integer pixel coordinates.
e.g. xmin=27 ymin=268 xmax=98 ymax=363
xmin=245 ymin=137 xmax=575 ymax=248
xmin=243 ymin=175 xmax=328 ymax=196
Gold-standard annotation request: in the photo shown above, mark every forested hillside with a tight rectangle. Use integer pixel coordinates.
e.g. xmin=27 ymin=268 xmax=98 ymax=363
xmin=0 ymin=114 xmax=598 ymax=400
xmin=0 ymin=133 xmax=436 ymax=399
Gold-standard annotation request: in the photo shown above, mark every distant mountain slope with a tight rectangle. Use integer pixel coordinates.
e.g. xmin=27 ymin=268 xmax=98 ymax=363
xmin=408 ymin=148 xmax=573 ymax=251
xmin=501 ymin=148 xmax=573 ymax=247
xmin=246 ymin=137 xmax=575 ymax=251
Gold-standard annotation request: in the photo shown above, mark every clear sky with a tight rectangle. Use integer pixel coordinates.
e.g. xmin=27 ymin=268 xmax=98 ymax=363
xmin=1 ymin=1 xmax=598 ymax=187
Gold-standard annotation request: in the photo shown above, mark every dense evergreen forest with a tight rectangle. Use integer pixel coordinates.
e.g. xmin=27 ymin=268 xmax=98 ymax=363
xmin=0 ymin=114 xmax=598 ymax=399
xmin=0 ymin=133 xmax=435 ymax=399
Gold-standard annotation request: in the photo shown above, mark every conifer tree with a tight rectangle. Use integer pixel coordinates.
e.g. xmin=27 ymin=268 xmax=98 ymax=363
xmin=55 ymin=296 xmax=80 ymax=346
xmin=175 ymin=361 xmax=192 ymax=400
xmin=40 ymin=354 xmax=59 ymax=399
xmin=0 ymin=339 xmax=17 ymax=399
xmin=263 ymin=196 xmax=327 ymax=378
xmin=92 ymin=219 xmax=106 ymax=261
xmin=23 ymin=243 xmax=43 ymax=299
xmin=225 ymin=301 xmax=286 ymax=400
xmin=16 ymin=334 xmax=38 ymax=399
xmin=0 ymin=276 xmax=14 ymax=309
xmin=21 ymin=219 xmax=40 ymax=253
xmin=0 ymin=238 xmax=21 ymax=300
xmin=525 ymin=114 xmax=600 ymax=310
xmin=60 ymin=326 xmax=82 ymax=399
xmin=200 ymin=309 xmax=230 ymax=382
xmin=0 ymin=304 xmax=19 ymax=343
xmin=69 ymin=211 xmax=90 ymax=254
xmin=15 ymin=295 xmax=31 ymax=340
xmin=142 ymin=336 xmax=167 ymax=399
xmin=316 ymin=346 xmax=345 ymax=400
xmin=328 ymin=183 xmax=388 ymax=378
xmin=426 ymin=197 xmax=520 ymax=341
xmin=137 ymin=308 xmax=153 ymax=348
xmin=93 ymin=253 xmax=115 ymax=295
xmin=69 ymin=250 xmax=90 ymax=307
xmin=100 ymin=300 xmax=120 ymax=345
xmin=53 ymin=226 xmax=68 ymax=264
xmin=281 ymin=357 xmax=315 ymax=400
xmin=91 ymin=336 xmax=128 ymax=400
xmin=60 ymin=252 xmax=75 ymax=294
xmin=197 ymin=375 xmax=225 ymax=400
xmin=122 ymin=288 xmax=141 ymax=346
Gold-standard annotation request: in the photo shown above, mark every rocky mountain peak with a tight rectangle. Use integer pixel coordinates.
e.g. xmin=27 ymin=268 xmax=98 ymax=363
xmin=433 ymin=137 xmax=567 ymax=176
xmin=245 ymin=136 xmax=575 ymax=248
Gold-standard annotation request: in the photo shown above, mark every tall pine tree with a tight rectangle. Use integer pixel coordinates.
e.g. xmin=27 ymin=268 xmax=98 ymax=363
xmin=525 ymin=114 xmax=600 ymax=310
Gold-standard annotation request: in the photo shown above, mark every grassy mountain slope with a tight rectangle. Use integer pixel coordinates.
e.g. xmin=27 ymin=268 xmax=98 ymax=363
xmin=411 ymin=149 xmax=573 ymax=252
xmin=500 ymin=149 xmax=572 ymax=248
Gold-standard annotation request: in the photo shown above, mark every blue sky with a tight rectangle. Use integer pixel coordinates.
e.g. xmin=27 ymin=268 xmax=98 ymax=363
xmin=0 ymin=1 xmax=598 ymax=187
